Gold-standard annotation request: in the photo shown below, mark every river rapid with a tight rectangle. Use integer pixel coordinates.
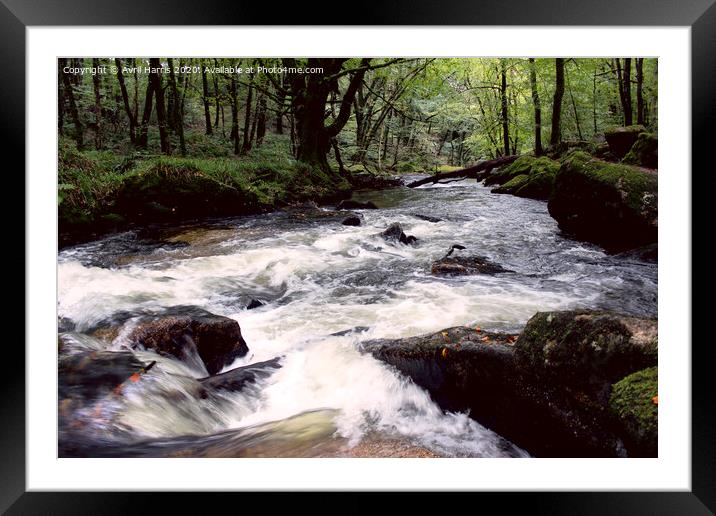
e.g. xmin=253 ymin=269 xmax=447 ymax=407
xmin=57 ymin=177 xmax=657 ymax=457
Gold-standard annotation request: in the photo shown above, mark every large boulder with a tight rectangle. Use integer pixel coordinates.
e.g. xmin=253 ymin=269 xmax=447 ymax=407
xmin=431 ymin=255 xmax=511 ymax=276
xmin=547 ymin=151 xmax=658 ymax=251
xmin=622 ymin=132 xmax=658 ymax=169
xmin=362 ymin=310 xmax=658 ymax=457
xmin=125 ymin=307 xmax=249 ymax=375
xmin=604 ymin=125 xmax=646 ymax=159
xmin=490 ymin=156 xmax=560 ymax=200
xmin=515 ymin=310 xmax=658 ymax=402
xmin=483 ymin=155 xmax=535 ymax=187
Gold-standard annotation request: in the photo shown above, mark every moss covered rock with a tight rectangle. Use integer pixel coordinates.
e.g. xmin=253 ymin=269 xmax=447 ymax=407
xmin=609 ymin=367 xmax=658 ymax=456
xmin=489 ymin=156 xmax=560 ymax=200
xmin=622 ymin=133 xmax=658 ymax=169
xmin=547 ymin=151 xmax=658 ymax=251
xmin=604 ymin=125 xmax=646 ymax=159
xmin=484 ymin=155 xmax=534 ymax=187
xmin=515 ymin=310 xmax=657 ymax=401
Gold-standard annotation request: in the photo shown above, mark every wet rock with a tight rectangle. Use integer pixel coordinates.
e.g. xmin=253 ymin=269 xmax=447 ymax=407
xmin=329 ymin=326 xmax=370 ymax=337
xmin=411 ymin=213 xmax=442 ymax=223
xmin=614 ymin=243 xmax=658 ymax=263
xmin=59 ymin=350 xmax=153 ymax=405
xmin=363 ymin=310 xmax=659 ymax=457
xmin=246 ymin=299 xmax=265 ymax=310
xmin=199 ymin=357 xmax=282 ymax=393
xmin=515 ymin=310 xmax=657 ymax=402
xmin=604 ymin=125 xmax=646 ymax=159
xmin=381 ymin=222 xmax=418 ymax=245
xmin=431 ymin=256 xmax=511 ymax=276
xmin=341 ymin=215 xmax=362 ymax=226
xmin=336 ymin=199 xmax=378 ymax=210
xmin=58 ymin=316 xmax=76 ymax=333
xmin=609 ymin=366 xmax=658 ymax=457
xmin=126 ymin=306 xmax=249 ymax=375
xmin=547 ymin=151 xmax=658 ymax=251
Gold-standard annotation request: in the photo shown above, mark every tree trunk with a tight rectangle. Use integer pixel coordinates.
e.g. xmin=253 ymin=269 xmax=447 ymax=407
xmin=91 ymin=58 xmax=103 ymax=149
xmin=550 ymin=58 xmax=565 ymax=147
xmin=148 ymin=58 xmax=170 ymax=154
xmin=622 ymin=58 xmax=633 ymax=126
xmin=213 ymin=59 xmax=220 ymax=129
xmin=59 ymin=58 xmax=83 ymax=149
xmin=115 ymin=58 xmax=137 ymax=144
xmin=167 ymin=58 xmax=186 ymax=155
xmin=241 ymin=70 xmax=254 ymax=154
xmin=201 ymin=60 xmax=213 ymax=135
xmin=256 ymin=95 xmax=267 ymax=146
xmin=529 ymin=58 xmax=543 ymax=156
xmin=230 ymin=75 xmax=240 ymax=155
xmin=636 ymin=58 xmax=645 ymax=125
xmin=500 ymin=60 xmax=510 ymax=157
xmin=137 ymin=73 xmax=154 ymax=149
xmin=566 ymin=66 xmax=583 ymax=140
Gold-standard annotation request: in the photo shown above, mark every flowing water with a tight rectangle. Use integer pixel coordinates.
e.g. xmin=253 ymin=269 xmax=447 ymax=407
xmin=57 ymin=178 xmax=657 ymax=457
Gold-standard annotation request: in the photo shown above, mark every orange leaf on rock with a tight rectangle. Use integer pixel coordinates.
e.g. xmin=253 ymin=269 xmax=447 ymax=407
xmin=441 ymin=348 xmax=449 ymax=358
xmin=652 ymin=395 xmax=658 ymax=405
xmin=480 ymin=336 xmax=490 ymax=343
xmin=129 ymin=373 xmax=141 ymax=383
xmin=475 ymin=326 xmax=482 ymax=333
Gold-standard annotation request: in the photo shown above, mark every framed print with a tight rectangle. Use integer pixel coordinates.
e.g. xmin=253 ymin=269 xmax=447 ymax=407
xmin=5 ymin=0 xmax=714 ymax=512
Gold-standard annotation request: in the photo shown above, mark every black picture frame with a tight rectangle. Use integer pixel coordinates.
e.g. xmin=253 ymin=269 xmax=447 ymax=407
xmin=5 ymin=0 xmax=713 ymax=512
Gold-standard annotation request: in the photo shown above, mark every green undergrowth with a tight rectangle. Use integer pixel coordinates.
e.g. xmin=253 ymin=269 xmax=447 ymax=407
xmin=58 ymin=136 xmax=350 ymax=231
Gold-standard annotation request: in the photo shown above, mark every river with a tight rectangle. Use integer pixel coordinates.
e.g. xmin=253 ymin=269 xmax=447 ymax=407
xmin=57 ymin=177 xmax=657 ymax=458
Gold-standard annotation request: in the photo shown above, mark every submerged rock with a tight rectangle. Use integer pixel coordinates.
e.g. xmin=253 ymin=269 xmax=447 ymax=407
xmin=381 ymin=222 xmax=418 ymax=245
xmin=246 ymin=299 xmax=265 ymax=310
xmin=431 ymin=255 xmax=511 ymax=276
xmin=547 ymin=151 xmax=658 ymax=251
xmin=362 ymin=310 xmax=658 ymax=457
xmin=126 ymin=306 xmax=249 ymax=375
xmin=329 ymin=326 xmax=370 ymax=337
xmin=604 ymin=125 xmax=646 ymax=159
xmin=341 ymin=215 xmax=362 ymax=226
xmin=336 ymin=199 xmax=378 ymax=210
xmin=411 ymin=213 xmax=442 ymax=223
xmin=199 ymin=357 xmax=282 ymax=393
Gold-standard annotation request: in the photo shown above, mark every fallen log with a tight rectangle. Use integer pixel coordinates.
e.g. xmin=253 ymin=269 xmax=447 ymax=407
xmin=406 ymin=155 xmax=520 ymax=188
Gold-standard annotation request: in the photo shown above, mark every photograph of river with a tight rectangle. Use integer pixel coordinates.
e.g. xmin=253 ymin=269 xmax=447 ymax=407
xmin=57 ymin=57 xmax=658 ymax=458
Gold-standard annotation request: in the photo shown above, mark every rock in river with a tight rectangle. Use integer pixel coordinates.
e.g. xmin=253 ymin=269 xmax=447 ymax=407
xmin=200 ymin=357 xmax=282 ymax=393
xmin=547 ymin=151 xmax=657 ymax=251
xmin=362 ymin=310 xmax=658 ymax=457
xmin=341 ymin=215 xmax=362 ymax=226
xmin=431 ymin=255 xmax=511 ymax=276
xmin=381 ymin=222 xmax=418 ymax=245
xmin=126 ymin=306 xmax=249 ymax=375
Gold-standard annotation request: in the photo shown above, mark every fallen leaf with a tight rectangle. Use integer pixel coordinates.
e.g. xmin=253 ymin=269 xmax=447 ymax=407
xmin=441 ymin=348 xmax=449 ymax=358
xmin=652 ymin=395 xmax=658 ymax=405
xmin=475 ymin=326 xmax=482 ymax=333
xmin=480 ymin=336 xmax=490 ymax=343
xmin=129 ymin=373 xmax=141 ymax=383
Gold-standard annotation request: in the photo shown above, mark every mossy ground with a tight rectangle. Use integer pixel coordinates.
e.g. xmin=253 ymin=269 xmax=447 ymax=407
xmin=59 ymin=134 xmax=351 ymax=235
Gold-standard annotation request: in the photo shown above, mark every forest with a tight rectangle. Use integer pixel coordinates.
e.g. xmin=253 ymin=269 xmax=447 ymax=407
xmin=58 ymin=57 xmax=657 ymax=239
xmin=58 ymin=57 xmax=659 ymax=459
